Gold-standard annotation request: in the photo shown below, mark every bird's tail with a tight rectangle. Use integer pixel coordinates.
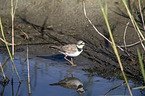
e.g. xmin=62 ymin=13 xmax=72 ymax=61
xmin=49 ymin=83 xmax=60 ymax=86
xmin=49 ymin=46 xmax=59 ymax=49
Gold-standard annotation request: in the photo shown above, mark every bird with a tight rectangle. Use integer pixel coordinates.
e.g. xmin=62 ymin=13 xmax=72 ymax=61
xmin=50 ymin=77 xmax=85 ymax=94
xmin=50 ymin=40 xmax=85 ymax=66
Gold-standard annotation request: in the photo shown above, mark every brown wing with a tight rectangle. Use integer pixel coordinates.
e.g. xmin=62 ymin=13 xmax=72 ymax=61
xmin=61 ymin=44 xmax=77 ymax=54
xmin=49 ymin=46 xmax=62 ymax=50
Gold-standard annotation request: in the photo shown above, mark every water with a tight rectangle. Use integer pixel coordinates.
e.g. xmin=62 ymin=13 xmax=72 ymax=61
xmin=0 ymin=53 xmax=143 ymax=96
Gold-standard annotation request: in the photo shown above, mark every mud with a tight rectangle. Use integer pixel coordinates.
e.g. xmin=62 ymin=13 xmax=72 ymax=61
xmin=0 ymin=0 xmax=145 ymax=83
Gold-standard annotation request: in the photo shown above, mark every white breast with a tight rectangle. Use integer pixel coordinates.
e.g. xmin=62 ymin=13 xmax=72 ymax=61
xmin=59 ymin=49 xmax=83 ymax=57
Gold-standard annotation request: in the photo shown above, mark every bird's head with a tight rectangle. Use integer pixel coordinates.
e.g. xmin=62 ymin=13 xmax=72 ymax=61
xmin=77 ymin=85 xmax=86 ymax=95
xmin=76 ymin=40 xmax=85 ymax=49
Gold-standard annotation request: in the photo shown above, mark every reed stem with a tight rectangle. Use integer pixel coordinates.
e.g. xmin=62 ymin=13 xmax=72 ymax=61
xmin=11 ymin=0 xmax=14 ymax=57
xmin=99 ymin=0 xmax=132 ymax=95
xmin=27 ymin=44 xmax=31 ymax=94
xmin=138 ymin=0 xmax=145 ymax=30
xmin=0 ymin=18 xmax=21 ymax=83
xmin=122 ymin=0 xmax=145 ymax=50
xmin=0 ymin=62 xmax=6 ymax=80
xmin=137 ymin=49 xmax=145 ymax=82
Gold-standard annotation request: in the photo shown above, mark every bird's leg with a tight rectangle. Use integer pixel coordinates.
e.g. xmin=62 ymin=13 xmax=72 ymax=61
xmin=70 ymin=58 xmax=76 ymax=66
xmin=71 ymin=58 xmax=73 ymax=63
xmin=64 ymin=56 xmax=76 ymax=66
xmin=64 ymin=71 xmax=73 ymax=78
xmin=64 ymin=56 xmax=72 ymax=63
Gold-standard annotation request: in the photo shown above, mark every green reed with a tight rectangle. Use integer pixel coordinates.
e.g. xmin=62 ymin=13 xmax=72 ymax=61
xmin=99 ymin=0 xmax=132 ymax=95
xmin=11 ymin=0 xmax=19 ymax=57
xmin=11 ymin=0 xmax=19 ymax=82
xmin=0 ymin=18 xmax=21 ymax=83
xmin=122 ymin=0 xmax=145 ymax=90
xmin=122 ymin=0 xmax=145 ymax=49
xmin=132 ymin=49 xmax=145 ymax=90
xmin=137 ymin=49 xmax=145 ymax=82
xmin=0 ymin=62 xmax=6 ymax=80
xmin=27 ymin=45 xmax=31 ymax=94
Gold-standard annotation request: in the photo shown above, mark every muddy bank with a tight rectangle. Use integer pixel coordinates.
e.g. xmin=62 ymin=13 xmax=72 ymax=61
xmin=0 ymin=0 xmax=145 ymax=83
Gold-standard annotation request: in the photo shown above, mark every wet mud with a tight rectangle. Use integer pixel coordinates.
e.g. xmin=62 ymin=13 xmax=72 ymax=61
xmin=0 ymin=0 xmax=145 ymax=84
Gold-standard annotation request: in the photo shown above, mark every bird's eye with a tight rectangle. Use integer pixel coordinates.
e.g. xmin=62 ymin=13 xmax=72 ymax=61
xmin=80 ymin=43 xmax=84 ymax=45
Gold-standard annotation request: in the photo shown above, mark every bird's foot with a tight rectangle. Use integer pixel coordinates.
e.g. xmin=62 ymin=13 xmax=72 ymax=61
xmin=71 ymin=64 xmax=77 ymax=66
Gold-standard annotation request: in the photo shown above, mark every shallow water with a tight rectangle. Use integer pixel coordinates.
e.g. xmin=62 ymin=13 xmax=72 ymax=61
xmin=0 ymin=53 xmax=144 ymax=96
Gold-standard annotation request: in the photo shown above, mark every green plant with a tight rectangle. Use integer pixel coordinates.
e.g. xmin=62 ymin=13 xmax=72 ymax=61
xmin=0 ymin=18 xmax=21 ymax=83
xmin=99 ymin=0 xmax=132 ymax=95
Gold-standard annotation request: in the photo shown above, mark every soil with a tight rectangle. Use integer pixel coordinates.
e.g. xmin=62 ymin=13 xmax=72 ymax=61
xmin=0 ymin=0 xmax=145 ymax=83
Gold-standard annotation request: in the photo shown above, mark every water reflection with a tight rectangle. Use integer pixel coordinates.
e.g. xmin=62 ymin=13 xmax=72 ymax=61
xmin=37 ymin=54 xmax=71 ymax=62
xmin=104 ymin=82 xmax=126 ymax=96
xmin=0 ymin=84 xmax=6 ymax=96
xmin=50 ymin=74 xmax=86 ymax=95
xmin=0 ymin=82 xmax=21 ymax=96
xmin=0 ymin=54 xmax=144 ymax=96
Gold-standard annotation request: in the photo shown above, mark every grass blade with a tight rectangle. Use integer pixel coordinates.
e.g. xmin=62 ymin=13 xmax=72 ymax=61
xmin=99 ymin=0 xmax=132 ymax=95
xmin=0 ymin=17 xmax=21 ymax=83
xmin=137 ymin=49 xmax=145 ymax=81
xmin=0 ymin=62 xmax=6 ymax=80
xmin=27 ymin=44 xmax=31 ymax=94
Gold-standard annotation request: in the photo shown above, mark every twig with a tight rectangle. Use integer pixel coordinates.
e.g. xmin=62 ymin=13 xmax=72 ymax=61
xmin=11 ymin=0 xmax=15 ymax=57
xmin=83 ymin=0 xmax=145 ymax=51
xmin=137 ymin=49 xmax=145 ymax=82
xmin=11 ymin=0 xmax=15 ymax=82
xmin=137 ymin=0 xmax=145 ymax=50
xmin=19 ymin=28 xmax=29 ymax=39
xmin=120 ymin=41 xmax=140 ymax=47
xmin=27 ymin=44 xmax=31 ymax=94
xmin=122 ymin=0 xmax=145 ymax=50
xmin=0 ymin=62 xmax=6 ymax=80
xmin=138 ymin=0 xmax=145 ymax=30
xmin=105 ymin=82 xmax=125 ymax=96
xmin=99 ymin=0 xmax=132 ymax=95
xmin=137 ymin=28 xmax=145 ymax=50
xmin=16 ymin=83 xmax=21 ymax=96
xmin=0 ymin=37 xmax=15 ymax=45
xmin=13 ymin=0 xmax=19 ymax=16
xmin=11 ymin=0 xmax=19 ymax=57
xmin=0 ymin=18 xmax=21 ymax=83
xmin=123 ymin=22 xmax=130 ymax=56
xmin=2 ymin=57 xmax=10 ymax=68
xmin=123 ymin=22 xmax=130 ymax=50
xmin=83 ymin=0 xmax=125 ymax=52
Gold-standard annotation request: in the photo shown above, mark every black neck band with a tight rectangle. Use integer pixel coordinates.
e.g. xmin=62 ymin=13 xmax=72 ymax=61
xmin=77 ymin=47 xmax=82 ymax=52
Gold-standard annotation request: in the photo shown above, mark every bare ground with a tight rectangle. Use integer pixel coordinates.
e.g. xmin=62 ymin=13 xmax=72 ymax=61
xmin=0 ymin=0 xmax=145 ymax=83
